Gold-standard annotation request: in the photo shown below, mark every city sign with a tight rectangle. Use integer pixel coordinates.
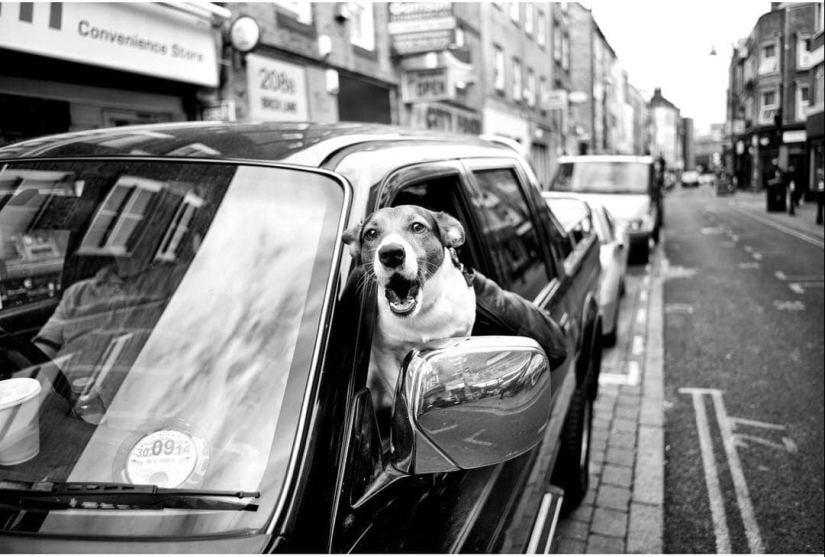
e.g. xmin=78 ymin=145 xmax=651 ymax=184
xmin=0 ymin=2 xmax=218 ymax=87
xmin=246 ymin=54 xmax=308 ymax=121
xmin=388 ymin=2 xmax=455 ymax=55
xmin=402 ymin=68 xmax=452 ymax=103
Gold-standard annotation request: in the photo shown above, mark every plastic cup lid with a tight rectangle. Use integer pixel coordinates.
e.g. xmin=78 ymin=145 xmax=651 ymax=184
xmin=0 ymin=378 xmax=42 ymax=410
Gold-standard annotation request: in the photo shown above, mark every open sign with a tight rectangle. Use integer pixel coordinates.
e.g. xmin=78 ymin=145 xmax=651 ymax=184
xmin=402 ymin=68 xmax=453 ymax=103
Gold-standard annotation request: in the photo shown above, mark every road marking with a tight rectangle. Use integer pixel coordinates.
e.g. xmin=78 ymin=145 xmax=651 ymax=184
xmin=636 ymin=308 xmax=646 ymax=325
xmin=739 ymin=262 xmax=761 ymax=269
xmin=731 ymin=206 xmax=825 ymax=249
xmin=775 ymin=271 xmax=825 ymax=281
xmin=665 ymin=303 xmax=694 ymax=314
xmin=626 ymin=361 xmax=640 ymax=385
xmin=701 ymin=227 xmax=725 ymax=235
xmin=639 ymin=289 xmax=649 ymax=302
xmin=632 ymin=335 xmax=645 ymax=356
xmin=789 ymin=281 xmax=824 ymax=294
xmin=599 ymin=361 xmax=640 ymax=386
xmin=680 ymin=389 xmax=766 ymax=554
xmin=774 ymin=300 xmax=806 ymax=310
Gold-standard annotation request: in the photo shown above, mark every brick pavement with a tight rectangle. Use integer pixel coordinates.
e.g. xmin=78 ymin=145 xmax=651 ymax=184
xmin=555 ymin=245 xmax=665 ymax=554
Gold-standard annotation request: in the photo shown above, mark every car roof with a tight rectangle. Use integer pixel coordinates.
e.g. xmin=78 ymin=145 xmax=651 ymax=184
xmin=556 ymin=154 xmax=654 ymax=164
xmin=0 ymin=121 xmax=508 ymax=167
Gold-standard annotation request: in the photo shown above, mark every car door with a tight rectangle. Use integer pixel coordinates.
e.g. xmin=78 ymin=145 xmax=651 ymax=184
xmin=328 ymin=161 xmax=536 ymax=554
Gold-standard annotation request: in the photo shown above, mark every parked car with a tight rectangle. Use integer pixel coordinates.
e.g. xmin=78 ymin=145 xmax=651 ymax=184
xmin=542 ymin=195 xmax=628 ymax=347
xmin=0 ymin=122 xmax=603 ymax=553
xmin=680 ymin=170 xmax=700 ymax=188
xmin=549 ymin=155 xmax=662 ymax=263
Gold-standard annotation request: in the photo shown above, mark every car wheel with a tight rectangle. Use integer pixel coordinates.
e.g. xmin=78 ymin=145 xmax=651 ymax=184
xmin=604 ymin=321 xmax=617 ymax=348
xmin=552 ymin=364 xmax=594 ymax=515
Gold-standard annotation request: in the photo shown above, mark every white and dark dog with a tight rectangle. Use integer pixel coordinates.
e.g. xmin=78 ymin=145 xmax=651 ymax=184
xmin=343 ymin=205 xmax=476 ymax=411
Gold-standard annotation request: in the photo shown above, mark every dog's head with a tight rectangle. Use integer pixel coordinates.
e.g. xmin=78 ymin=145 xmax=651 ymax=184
xmin=342 ymin=205 xmax=466 ymax=317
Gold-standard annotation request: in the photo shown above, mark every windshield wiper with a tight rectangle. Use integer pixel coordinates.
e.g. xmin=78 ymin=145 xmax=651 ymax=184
xmin=0 ymin=481 xmax=260 ymax=512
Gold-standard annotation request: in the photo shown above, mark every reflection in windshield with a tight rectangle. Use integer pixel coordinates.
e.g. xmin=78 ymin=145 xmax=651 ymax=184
xmin=552 ymin=161 xmax=650 ymax=194
xmin=0 ymin=161 xmax=344 ymax=537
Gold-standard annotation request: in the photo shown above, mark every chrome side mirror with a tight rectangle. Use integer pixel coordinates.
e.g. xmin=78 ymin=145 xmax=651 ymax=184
xmin=391 ymin=336 xmax=552 ymax=475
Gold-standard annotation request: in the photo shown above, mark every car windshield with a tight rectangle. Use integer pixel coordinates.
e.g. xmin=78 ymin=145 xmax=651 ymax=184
xmin=551 ymin=161 xmax=651 ymax=194
xmin=0 ymin=160 xmax=345 ymax=537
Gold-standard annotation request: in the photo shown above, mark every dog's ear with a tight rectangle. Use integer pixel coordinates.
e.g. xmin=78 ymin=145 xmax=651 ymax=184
xmin=342 ymin=222 xmax=363 ymax=260
xmin=433 ymin=212 xmax=466 ymax=248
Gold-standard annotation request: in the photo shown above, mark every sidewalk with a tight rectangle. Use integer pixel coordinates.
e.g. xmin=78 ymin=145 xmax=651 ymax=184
xmin=554 ymin=250 xmax=666 ymax=553
xmin=712 ymin=189 xmax=825 ymax=241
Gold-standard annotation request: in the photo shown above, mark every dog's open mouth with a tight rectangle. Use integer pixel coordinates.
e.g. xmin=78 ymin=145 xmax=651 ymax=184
xmin=384 ymin=274 xmax=421 ymax=315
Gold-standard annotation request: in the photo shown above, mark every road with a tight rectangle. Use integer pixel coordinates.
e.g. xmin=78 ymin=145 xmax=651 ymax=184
xmin=662 ymin=187 xmax=824 ymax=553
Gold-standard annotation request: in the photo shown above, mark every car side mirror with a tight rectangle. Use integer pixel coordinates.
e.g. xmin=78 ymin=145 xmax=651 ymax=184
xmin=391 ymin=336 xmax=551 ymax=475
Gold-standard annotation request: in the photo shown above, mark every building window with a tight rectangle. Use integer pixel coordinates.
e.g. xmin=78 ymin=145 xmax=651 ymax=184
xmin=796 ymin=83 xmax=810 ymax=121
xmin=537 ymin=10 xmax=546 ymax=47
xmin=272 ymin=0 xmax=312 ymax=25
xmin=758 ymin=42 xmax=777 ymax=75
xmin=759 ymin=88 xmax=779 ymax=125
xmin=80 ymin=177 xmax=162 ymax=256
xmin=513 ymin=58 xmax=523 ymax=101
xmin=527 ymin=69 xmax=536 ymax=107
xmin=553 ymin=20 xmax=562 ymax=61
xmin=155 ymin=192 xmax=204 ymax=262
xmin=539 ymin=76 xmax=547 ymax=112
xmin=494 ymin=45 xmax=505 ymax=92
xmin=454 ymin=26 xmax=465 ymax=48
xmin=349 ymin=1 xmax=375 ymax=51
xmin=510 ymin=2 xmax=519 ymax=24
xmin=562 ymin=34 xmax=570 ymax=70
xmin=524 ymin=3 xmax=534 ymax=36
xmin=797 ymin=36 xmax=812 ymax=69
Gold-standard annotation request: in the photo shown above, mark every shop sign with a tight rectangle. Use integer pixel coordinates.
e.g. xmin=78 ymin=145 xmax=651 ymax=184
xmin=202 ymin=100 xmax=237 ymax=122
xmin=392 ymin=29 xmax=454 ymax=56
xmin=246 ymin=54 xmax=308 ymax=122
xmin=402 ymin=69 xmax=452 ymax=103
xmin=782 ymin=130 xmax=806 ymax=144
xmin=388 ymin=2 xmax=455 ymax=55
xmin=0 ymin=3 xmax=218 ymax=87
xmin=410 ymin=103 xmax=481 ymax=135
xmin=543 ymin=90 xmax=568 ymax=111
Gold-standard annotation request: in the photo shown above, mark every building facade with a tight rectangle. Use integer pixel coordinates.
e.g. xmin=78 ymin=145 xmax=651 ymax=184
xmin=649 ymin=87 xmax=683 ymax=169
xmin=805 ymin=3 xmax=824 ymax=198
xmin=726 ymin=2 xmax=818 ymax=194
xmin=0 ymin=2 xmax=226 ymax=145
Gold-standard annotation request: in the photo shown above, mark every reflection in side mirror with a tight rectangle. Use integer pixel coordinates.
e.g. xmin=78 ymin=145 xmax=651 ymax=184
xmin=391 ymin=336 xmax=551 ymax=475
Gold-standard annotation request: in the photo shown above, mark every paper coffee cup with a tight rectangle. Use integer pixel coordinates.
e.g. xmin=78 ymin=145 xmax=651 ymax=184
xmin=0 ymin=378 xmax=42 ymax=466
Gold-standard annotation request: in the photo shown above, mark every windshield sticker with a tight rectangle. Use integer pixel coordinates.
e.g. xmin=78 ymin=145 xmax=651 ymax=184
xmin=119 ymin=426 xmax=210 ymax=488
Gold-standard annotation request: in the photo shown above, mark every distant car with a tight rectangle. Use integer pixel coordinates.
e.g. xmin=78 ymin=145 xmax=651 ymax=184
xmin=543 ymin=194 xmax=628 ymax=347
xmin=681 ymin=170 xmax=700 ymax=188
xmin=548 ymin=155 xmax=662 ymax=263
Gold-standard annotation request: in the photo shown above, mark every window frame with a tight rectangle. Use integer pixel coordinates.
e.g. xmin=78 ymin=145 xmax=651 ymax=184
xmin=513 ymin=57 xmax=523 ymax=102
xmin=494 ymin=45 xmax=506 ymax=92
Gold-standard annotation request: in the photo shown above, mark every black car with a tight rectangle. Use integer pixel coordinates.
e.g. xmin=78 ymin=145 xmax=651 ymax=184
xmin=0 ymin=122 xmax=602 ymax=553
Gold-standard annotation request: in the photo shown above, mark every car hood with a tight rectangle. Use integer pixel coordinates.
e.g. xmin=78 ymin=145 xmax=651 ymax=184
xmin=557 ymin=193 xmax=650 ymax=222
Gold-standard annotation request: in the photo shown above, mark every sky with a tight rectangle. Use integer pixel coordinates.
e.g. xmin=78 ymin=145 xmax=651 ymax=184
xmin=588 ymin=0 xmax=778 ymax=136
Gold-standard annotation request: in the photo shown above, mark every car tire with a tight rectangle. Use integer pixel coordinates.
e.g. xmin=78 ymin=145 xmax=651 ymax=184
xmin=552 ymin=364 xmax=594 ymax=515
xmin=604 ymin=323 xmax=617 ymax=348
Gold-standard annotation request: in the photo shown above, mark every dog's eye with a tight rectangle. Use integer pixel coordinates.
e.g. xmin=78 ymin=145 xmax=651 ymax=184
xmin=363 ymin=228 xmax=379 ymax=241
xmin=410 ymin=222 xmax=427 ymax=233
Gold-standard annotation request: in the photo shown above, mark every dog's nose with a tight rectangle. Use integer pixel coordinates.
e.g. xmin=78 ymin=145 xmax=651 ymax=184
xmin=379 ymin=243 xmax=406 ymax=268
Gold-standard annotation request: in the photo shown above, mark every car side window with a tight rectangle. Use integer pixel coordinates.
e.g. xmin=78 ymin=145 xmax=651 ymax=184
xmin=471 ymin=168 xmax=550 ymax=300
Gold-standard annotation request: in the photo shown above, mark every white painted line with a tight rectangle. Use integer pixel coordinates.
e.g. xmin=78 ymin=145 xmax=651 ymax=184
xmin=753 ymin=253 xmax=762 ymax=261
xmin=774 ymin=300 xmax=806 ymax=310
xmin=739 ymin=262 xmax=760 ymax=269
xmin=598 ymin=373 xmax=629 ymax=385
xmin=526 ymin=492 xmax=553 ymax=554
xmin=732 ymin=206 xmax=825 ymax=249
xmin=639 ymin=289 xmax=649 ymax=303
xmin=626 ymin=361 xmax=640 ymax=386
xmin=636 ymin=308 xmax=647 ymax=325
xmin=680 ymin=388 xmax=731 ymax=554
xmin=776 ymin=271 xmax=824 ymax=281
xmin=632 ymin=335 xmax=645 ymax=356
xmin=789 ymin=284 xmax=806 ymax=294
xmin=710 ymin=392 xmax=765 ymax=553
xmin=665 ymin=303 xmax=694 ymax=314
xmin=643 ymin=275 xmax=651 ymax=287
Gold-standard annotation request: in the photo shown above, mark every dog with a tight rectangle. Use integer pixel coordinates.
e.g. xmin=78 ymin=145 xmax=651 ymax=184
xmin=343 ymin=205 xmax=476 ymax=412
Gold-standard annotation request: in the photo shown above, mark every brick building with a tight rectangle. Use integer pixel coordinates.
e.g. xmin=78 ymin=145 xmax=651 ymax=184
xmin=649 ymin=88 xmax=682 ymax=170
xmin=726 ymin=2 xmax=819 ymax=193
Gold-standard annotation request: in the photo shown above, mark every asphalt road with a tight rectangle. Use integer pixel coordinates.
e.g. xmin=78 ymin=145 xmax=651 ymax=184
xmin=662 ymin=187 xmax=824 ymax=553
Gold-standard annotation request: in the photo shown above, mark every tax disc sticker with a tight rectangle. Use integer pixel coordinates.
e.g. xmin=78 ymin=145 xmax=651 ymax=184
xmin=124 ymin=428 xmax=208 ymax=488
